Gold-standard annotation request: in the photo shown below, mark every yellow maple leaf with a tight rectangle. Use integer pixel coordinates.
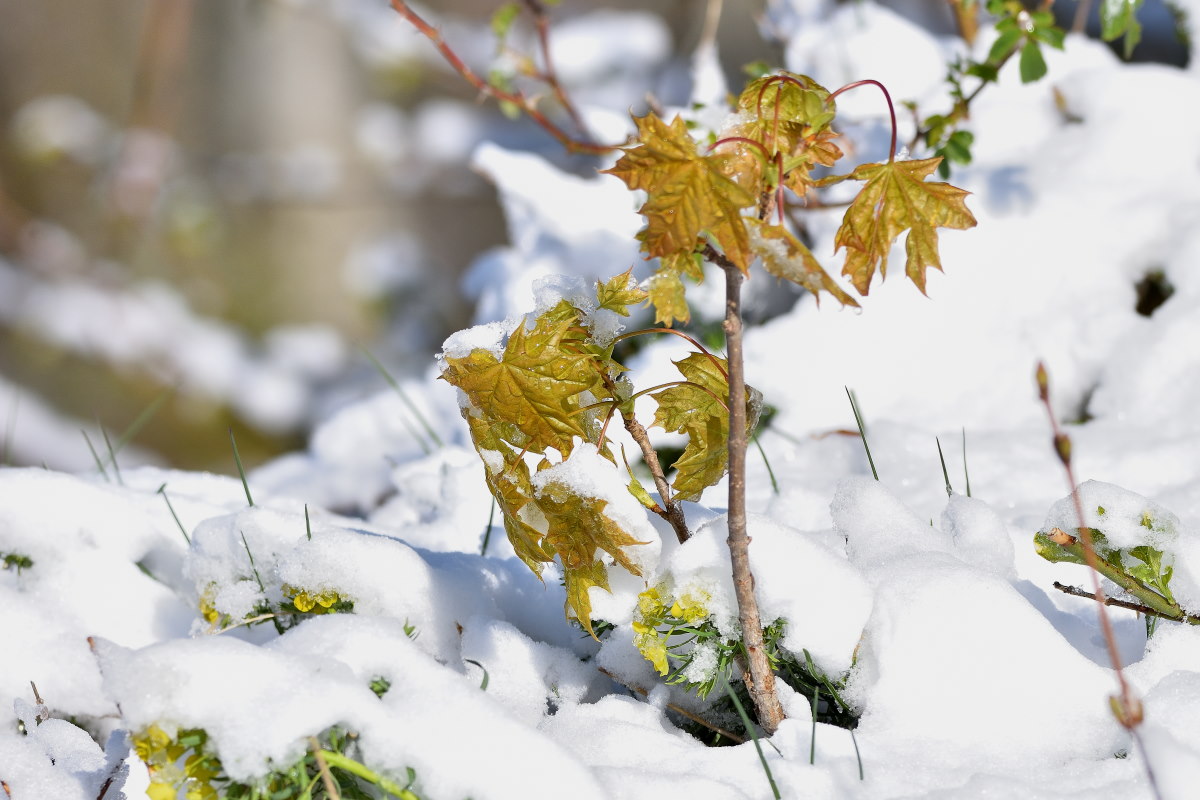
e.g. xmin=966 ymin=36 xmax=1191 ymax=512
xmin=651 ymin=353 xmax=762 ymax=502
xmin=603 ymin=113 xmax=757 ymax=270
xmin=536 ymin=480 xmax=647 ymax=637
xmin=747 ymin=220 xmax=859 ymax=308
xmin=442 ymin=310 xmax=603 ymax=456
xmin=834 ymin=157 xmax=977 ymax=294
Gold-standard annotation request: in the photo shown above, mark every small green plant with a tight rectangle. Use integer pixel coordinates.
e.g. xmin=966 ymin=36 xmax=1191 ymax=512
xmin=397 ymin=0 xmax=976 ymax=735
xmin=1 ymin=551 xmax=33 ymax=575
xmin=134 ymin=723 xmax=422 ymax=800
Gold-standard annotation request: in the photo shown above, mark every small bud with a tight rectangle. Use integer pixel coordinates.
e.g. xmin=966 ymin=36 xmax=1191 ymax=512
xmin=1054 ymin=433 xmax=1071 ymax=465
xmin=1047 ymin=527 xmax=1077 ymax=546
xmin=1035 ymin=362 xmax=1049 ymax=402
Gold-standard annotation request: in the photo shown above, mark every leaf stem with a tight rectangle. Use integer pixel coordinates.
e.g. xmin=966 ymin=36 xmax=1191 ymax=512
xmin=828 ymin=79 xmax=898 ymax=163
xmin=613 ymin=327 xmax=727 ymax=380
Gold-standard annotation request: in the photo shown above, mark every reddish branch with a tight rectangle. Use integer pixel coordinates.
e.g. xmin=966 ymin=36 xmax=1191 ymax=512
xmin=1036 ymin=363 xmax=1161 ymax=798
xmin=387 ymin=1 xmax=616 ymax=155
xmin=520 ymin=0 xmax=592 ymax=140
xmin=829 ymin=79 xmax=898 ymax=163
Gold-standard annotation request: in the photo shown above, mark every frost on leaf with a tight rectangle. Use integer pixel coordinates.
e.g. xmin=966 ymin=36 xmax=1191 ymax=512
xmin=652 ymin=353 xmax=762 ymax=501
xmin=603 ymin=112 xmax=756 ymax=271
xmin=536 ymin=479 xmax=647 ymax=637
xmin=834 ymin=157 xmax=977 ymax=294
xmin=748 ymin=220 xmax=859 ymax=308
xmin=442 ymin=303 xmax=605 ymax=456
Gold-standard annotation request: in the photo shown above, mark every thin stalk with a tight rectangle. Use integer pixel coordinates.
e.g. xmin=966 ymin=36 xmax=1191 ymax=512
xmin=481 ymin=498 xmax=496 ymax=555
xmin=722 ymin=262 xmax=786 ymax=734
xmin=613 ymin=327 xmax=728 ymax=380
xmin=936 ymin=436 xmax=953 ymax=497
xmin=304 ymin=504 xmax=312 ymax=541
xmin=720 ymin=675 xmax=781 ymax=799
xmin=82 ymin=431 xmax=110 ymax=481
xmin=228 ymin=428 xmax=254 ymax=507
xmin=828 ymin=79 xmax=898 ymax=163
xmin=102 ymin=389 xmax=170 ymax=470
xmin=387 ymin=0 xmax=614 ymax=155
xmin=316 ymin=750 xmax=415 ymax=798
xmin=309 ymin=740 xmax=342 ymax=800
xmin=962 ymin=427 xmax=971 ymax=497
xmin=845 ymin=387 xmax=878 ymax=481
xmin=752 ymin=436 xmax=779 ymax=495
xmin=99 ymin=425 xmax=123 ymax=486
xmin=1036 ymin=363 xmax=1161 ymax=799
xmin=810 ymin=687 xmax=819 ymax=764
xmin=157 ymin=484 xmax=190 ymax=545
xmin=521 ymin=0 xmax=592 ymax=139
xmin=1052 ymin=581 xmax=1200 ymax=625
xmin=361 ymin=345 xmax=442 ymax=451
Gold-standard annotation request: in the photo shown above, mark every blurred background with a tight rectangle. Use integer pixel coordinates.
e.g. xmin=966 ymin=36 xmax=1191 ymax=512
xmin=0 ymin=0 xmax=1186 ymax=472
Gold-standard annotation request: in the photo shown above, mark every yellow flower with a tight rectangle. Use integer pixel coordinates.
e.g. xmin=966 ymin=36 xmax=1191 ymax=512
xmin=287 ymin=584 xmax=343 ymax=613
xmin=634 ymin=627 xmax=669 ymax=676
xmin=147 ymin=781 xmax=177 ymax=800
xmin=197 ymin=586 xmax=220 ymax=625
xmin=670 ymin=589 xmax=710 ymax=623
xmin=636 ymin=585 xmax=666 ymax=620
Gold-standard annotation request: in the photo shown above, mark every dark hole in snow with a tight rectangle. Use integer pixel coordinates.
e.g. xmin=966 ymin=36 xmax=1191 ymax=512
xmin=1134 ymin=268 xmax=1174 ymax=317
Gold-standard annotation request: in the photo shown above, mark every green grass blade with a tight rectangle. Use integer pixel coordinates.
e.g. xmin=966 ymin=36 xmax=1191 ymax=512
xmin=464 ymin=658 xmax=490 ymax=690
xmin=850 ymin=727 xmax=865 ymax=780
xmin=752 ymin=435 xmax=780 ymax=495
xmin=936 ymin=436 xmax=953 ymax=497
xmin=719 ymin=676 xmax=780 ymax=800
xmin=157 ymin=484 xmax=191 ymax=545
xmin=481 ymin=498 xmax=496 ymax=556
xmin=845 ymin=387 xmax=878 ymax=481
xmin=360 ymin=345 xmax=442 ymax=453
xmin=228 ymin=428 xmax=254 ymax=507
xmin=102 ymin=389 xmax=170 ymax=469
xmin=99 ymin=424 xmax=123 ymax=486
xmin=305 ymin=504 xmax=313 ymax=541
xmin=316 ymin=750 xmax=417 ymax=799
xmin=240 ymin=531 xmax=265 ymax=593
xmin=81 ymin=430 xmax=110 ymax=481
xmin=962 ymin=427 xmax=971 ymax=497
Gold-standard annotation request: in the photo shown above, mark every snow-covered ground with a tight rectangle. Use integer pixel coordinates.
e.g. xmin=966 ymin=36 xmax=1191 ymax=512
xmin=5 ymin=2 xmax=1200 ymax=798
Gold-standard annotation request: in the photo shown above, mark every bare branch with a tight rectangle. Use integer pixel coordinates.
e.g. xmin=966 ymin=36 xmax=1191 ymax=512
xmin=387 ymin=1 xmax=617 ymax=155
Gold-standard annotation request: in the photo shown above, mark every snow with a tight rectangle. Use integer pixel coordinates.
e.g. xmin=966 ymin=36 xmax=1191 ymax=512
xmin=5 ymin=2 xmax=1200 ymax=798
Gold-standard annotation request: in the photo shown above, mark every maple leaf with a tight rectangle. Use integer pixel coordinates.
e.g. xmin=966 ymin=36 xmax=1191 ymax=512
xmin=647 ymin=252 xmax=704 ymax=327
xmin=463 ymin=412 xmax=554 ymax=574
xmin=595 ymin=269 xmax=647 ymax=316
xmin=747 ymin=221 xmax=859 ymax=308
xmin=652 ymin=353 xmax=762 ymax=502
xmin=535 ymin=479 xmax=647 ymax=637
xmin=442 ymin=309 xmax=604 ymax=456
xmin=603 ymin=113 xmax=756 ymax=270
xmin=834 ymin=157 xmax=977 ymax=295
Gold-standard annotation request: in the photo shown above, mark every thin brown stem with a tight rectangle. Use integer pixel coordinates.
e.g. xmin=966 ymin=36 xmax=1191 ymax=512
xmin=521 ymin=0 xmax=591 ymax=140
xmin=310 ymin=738 xmax=342 ymax=799
xmin=388 ymin=0 xmax=616 ymax=155
xmin=722 ymin=262 xmax=785 ymax=735
xmin=599 ymin=667 xmax=746 ymax=743
xmin=623 ymin=411 xmax=690 ymax=544
xmin=1036 ymin=363 xmax=1160 ymax=798
xmin=596 ymin=371 xmax=691 ymax=543
xmin=1052 ymin=582 xmax=1200 ymax=625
